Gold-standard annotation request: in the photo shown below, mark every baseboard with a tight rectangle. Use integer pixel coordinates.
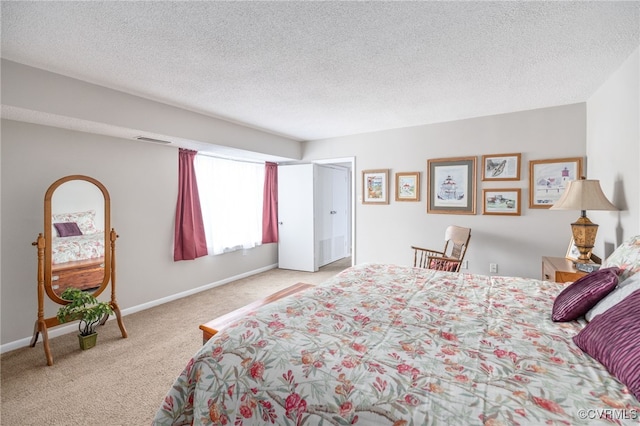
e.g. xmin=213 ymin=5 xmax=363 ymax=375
xmin=0 ymin=263 xmax=279 ymax=354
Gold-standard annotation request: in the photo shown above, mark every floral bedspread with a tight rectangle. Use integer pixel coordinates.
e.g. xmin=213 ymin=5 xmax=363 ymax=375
xmin=51 ymin=233 xmax=104 ymax=264
xmin=153 ymin=264 xmax=639 ymax=425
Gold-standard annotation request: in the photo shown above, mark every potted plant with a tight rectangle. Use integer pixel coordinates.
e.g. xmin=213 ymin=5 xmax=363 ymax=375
xmin=56 ymin=287 xmax=114 ymax=350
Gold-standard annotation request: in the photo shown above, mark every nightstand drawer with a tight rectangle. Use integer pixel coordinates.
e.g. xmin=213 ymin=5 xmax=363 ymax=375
xmin=554 ymin=270 xmax=586 ymax=283
xmin=542 ymin=256 xmax=587 ymax=283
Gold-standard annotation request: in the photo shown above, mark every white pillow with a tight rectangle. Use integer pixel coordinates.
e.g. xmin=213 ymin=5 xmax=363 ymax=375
xmin=600 ymin=235 xmax=640 ymax=283
xmin=51 ymin=209 xmax=99 ymax=235
xmin=585 ymin=273 xmax=640 ymax=321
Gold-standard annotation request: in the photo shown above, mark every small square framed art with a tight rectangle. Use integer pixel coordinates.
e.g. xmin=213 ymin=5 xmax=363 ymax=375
xmin=395 ymin=172 xmax=420 ymax=202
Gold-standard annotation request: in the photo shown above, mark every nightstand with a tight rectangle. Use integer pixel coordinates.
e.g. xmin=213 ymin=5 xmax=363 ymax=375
xmin=541 ymin=256 xmax=587 ymax=283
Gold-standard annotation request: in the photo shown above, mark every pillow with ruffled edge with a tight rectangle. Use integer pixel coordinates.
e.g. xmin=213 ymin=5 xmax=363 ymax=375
xmin=53 ymin=222 xmax=83 ymax=237
xmin=573 ymin=289 xmax=640 ymax=401
xmin=585 ymin=273 xmax=640 ymax=321
xmin=601 ymin=235 xmax=640 ymax=283
xmin=552 ymin=267 xmax=620 ymax=322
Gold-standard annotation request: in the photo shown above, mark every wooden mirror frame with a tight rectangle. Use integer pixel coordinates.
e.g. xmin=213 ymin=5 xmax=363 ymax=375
xmin=31 ymin=175 xmax=127 ymax=365
xmin=44 ymin=175 xmax=111 ymax=303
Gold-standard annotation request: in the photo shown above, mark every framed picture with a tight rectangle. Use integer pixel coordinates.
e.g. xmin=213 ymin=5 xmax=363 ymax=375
xmin=395 ymin=172 xmax=420 ymax=202
xmin=481 ymin=153 xmax=521 ymax=181
xmin=362 ymin=169 xmax=389 ymax=204
xmin=482 ymin=188 xmax=521 ymax=216
xmin=427 ymin=156 xmax=476 ymax=214
xmin=566 ymin=237 xmax=580 ymax=262
xmin=529 ymin=157 xmax=583 ymax=208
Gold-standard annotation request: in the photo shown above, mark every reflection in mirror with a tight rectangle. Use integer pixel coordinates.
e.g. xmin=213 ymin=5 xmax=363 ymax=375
xmin=49 ymin=180 xmax=105 ymax=298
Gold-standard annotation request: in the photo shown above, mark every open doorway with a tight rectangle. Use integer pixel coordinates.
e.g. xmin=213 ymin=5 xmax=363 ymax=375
xmin=313 ymin=157 xmax=354 ymax=267
xmin=277 ymin=157 xmax=355 ymax=271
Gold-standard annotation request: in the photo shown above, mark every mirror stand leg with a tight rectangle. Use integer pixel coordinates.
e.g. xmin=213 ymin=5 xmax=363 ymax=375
xmin=41 ymin=324 xmax=53 ymax=366
xmin=30 ymin=320 xmax=53 ymax=365
xmin=111 ymin=302 xmax=128 ymax=338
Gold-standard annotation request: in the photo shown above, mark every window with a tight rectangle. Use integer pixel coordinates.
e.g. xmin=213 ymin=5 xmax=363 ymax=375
xmin=195 ymin=155 xmax=264 ymax=255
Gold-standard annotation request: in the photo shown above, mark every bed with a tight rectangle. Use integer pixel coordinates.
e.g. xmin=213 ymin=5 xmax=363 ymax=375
xmin=154 ymin=237 xmax=640 ymax=425
xmin=51 ymin=209 xmax=104 ymax=263
xmin=51 ymin=233 xmax=104 ymax=265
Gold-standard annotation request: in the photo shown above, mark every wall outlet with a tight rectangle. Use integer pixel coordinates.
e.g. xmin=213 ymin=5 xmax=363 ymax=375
xmin=489 ymin=263 xmax=498 ymax=273
xmin=461 ymin=260 xmax=468 ymax=269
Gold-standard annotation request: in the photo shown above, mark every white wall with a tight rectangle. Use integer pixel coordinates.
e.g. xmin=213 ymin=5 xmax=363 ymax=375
xmin=586 ymin=47 xmax=640 ymax=257
xmin=0 ymin=120 xmax=279 ymax=346
xmin=303 ymin=104 xmax=590 ymax=279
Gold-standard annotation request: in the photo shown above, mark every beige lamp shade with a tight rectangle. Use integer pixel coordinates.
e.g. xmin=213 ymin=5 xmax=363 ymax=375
xmin=550 ymin=178 xmax=616 ymax=262
xmin=550 ymin=179 xmax=617 ymax=211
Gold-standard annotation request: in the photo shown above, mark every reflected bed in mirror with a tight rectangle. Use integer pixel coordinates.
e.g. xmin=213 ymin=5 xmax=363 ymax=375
xmin=51 ymin=209 xmax=105 ymax=296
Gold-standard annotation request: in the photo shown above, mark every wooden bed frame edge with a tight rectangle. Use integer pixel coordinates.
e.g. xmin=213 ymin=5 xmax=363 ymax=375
xmin=199 ymin=282 xmax=314 ymax=344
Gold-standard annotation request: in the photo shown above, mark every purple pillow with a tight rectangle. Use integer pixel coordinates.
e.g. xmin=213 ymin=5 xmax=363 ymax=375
xmin=573 ymin=289 xmax=640 ymax=401
xmin=54 ymin=222 xmax=83 ymax=237
xmin=552 ymin=267 xmax=620 ymax=322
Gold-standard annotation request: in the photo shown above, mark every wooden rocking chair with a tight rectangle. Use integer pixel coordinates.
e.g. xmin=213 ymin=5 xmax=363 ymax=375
xmin=411 ymin=225 xmax=471 ymax=272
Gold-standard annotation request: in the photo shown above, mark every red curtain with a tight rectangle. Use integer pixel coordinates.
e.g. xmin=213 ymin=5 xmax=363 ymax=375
xmin=174 ymin=149 xmax=208 ymax=261
xmin=262 ymin=162 xmax=279 ymax=243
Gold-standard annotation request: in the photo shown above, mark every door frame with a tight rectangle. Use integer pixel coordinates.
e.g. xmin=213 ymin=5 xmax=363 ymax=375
xmin=312 ymin=157 xmax=355 ymax=267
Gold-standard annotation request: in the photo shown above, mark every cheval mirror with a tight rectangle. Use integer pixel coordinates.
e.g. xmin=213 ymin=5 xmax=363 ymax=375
xmin=31 ymin=175 xmax=127 ymax=365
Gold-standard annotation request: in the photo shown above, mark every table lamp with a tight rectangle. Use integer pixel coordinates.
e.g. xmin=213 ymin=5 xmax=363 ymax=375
xmin=550 ymin=177 xmax=617 ymax=262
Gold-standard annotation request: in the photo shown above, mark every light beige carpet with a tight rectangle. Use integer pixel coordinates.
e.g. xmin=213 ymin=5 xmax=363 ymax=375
xmin=1 ymin=258 xmax=351 ymax=425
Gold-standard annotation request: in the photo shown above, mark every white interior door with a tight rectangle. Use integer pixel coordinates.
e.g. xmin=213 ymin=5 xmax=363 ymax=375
xmin=277 ymin=164 xmax=317 ymax=272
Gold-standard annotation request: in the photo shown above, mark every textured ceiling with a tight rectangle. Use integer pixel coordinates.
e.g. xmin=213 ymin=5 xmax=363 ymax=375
xmin=2 ymin=1 xmax=639 ymax=142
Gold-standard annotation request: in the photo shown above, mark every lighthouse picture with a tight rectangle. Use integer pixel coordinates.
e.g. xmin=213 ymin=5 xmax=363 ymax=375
xmin=530 ymin=158 xmax=582 ymax=208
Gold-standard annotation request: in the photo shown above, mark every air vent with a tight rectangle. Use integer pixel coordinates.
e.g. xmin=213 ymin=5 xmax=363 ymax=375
xmin=135 ymin=136 xmax=172 ymax=144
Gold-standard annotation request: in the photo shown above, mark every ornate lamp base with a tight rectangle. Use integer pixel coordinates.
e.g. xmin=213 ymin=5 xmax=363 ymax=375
xmin=570 ymin=215 xmax=598 ymax=263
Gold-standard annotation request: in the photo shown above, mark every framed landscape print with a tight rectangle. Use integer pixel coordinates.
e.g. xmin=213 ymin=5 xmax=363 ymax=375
xmin=427 ymin=156 xmax=476 ymax=214
xmin=529 ymin=157 xmax=583 ymax=208
xmin=481 ymin=153 xmax=521 ymax=181
xmin=395 ymin=172 xmax=420 ymax=202
xmin=482 ymin=188 xmax=521 ymax=216
xmin=362 ymin=169 xmax=389 ymax=204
